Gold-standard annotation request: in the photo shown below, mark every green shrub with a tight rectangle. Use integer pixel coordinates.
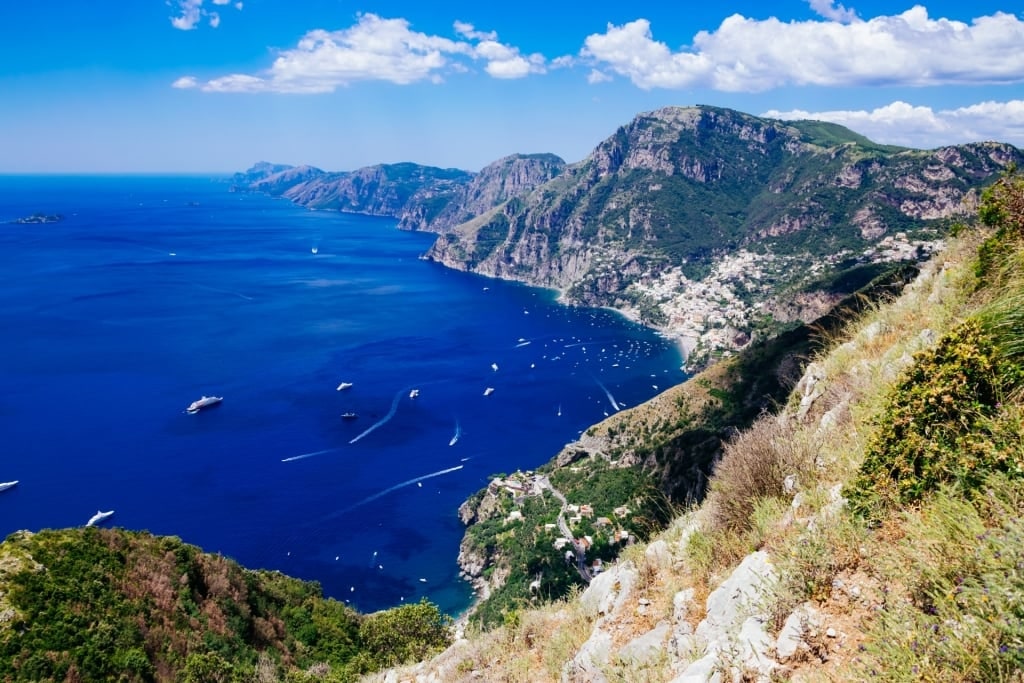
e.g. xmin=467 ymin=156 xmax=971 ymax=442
xmin=846 ymin=319 xmax=1024 ymax=516
xmin=358 ymin=599 xmax=451 ymax=668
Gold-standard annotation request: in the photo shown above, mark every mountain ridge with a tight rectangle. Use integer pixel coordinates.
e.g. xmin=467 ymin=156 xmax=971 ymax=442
xmin=237 ymin=105 xmax=1022 ymax=369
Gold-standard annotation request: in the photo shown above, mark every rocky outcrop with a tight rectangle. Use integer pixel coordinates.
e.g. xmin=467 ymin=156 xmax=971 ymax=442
xmin=233 ymin=154 xmax=564 ymax=234
xmin=415 ymin=153 xmax=566 ymax=232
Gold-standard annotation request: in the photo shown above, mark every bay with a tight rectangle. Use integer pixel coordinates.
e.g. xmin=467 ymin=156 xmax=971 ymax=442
xmin=0 ymin=175 xmax=684 ymax=615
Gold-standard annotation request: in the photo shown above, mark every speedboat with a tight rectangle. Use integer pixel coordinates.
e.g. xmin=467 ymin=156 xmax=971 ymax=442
xmin=86 ymin=510 xmax=114 ymax=527
xmin=483 ymin=387 xmax=495 ymax=396
xmin=0 ymin=480 xmax=17 ymax=492
xmin=336 ymin=382 xmax=353 ymax=391
xmin=341 ymin=412 xmax=358 ymax=420
xmin=187 ymin=395 xmax=223 ymax=414
xmin=409 ymin=389 xmax=420 ymax=399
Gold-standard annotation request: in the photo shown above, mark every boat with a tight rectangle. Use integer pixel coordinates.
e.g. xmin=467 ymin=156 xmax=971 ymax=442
xmin=409 ymin=389 xmax=420 ymax=399
xmin=186 ymin=395 xmax=223 ymax=414
xmin=483 ymin=387 xmax=495 ymax=396
xmin=0 ymin=480 xmax=18 ymax=492
xmin=311 ymin=246 xmax=319 ymax=255
xmin=336 ymin=382 xmax=353 ymax=391
xmin=341 ymin=412 xmax=358 ymax=420
xmin=86 ymin=510 xmax=114 ymax=527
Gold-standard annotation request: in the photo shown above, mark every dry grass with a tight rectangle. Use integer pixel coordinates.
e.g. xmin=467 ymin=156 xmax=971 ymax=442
xmin=705 ymin=416 xmax=820 ymax=534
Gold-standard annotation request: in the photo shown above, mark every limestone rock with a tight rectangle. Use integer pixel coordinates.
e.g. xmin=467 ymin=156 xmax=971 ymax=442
xmin=580 ymin=562 xmax=638 ymax=618
xmin=775 ymin=602 xmax=824 ymax=662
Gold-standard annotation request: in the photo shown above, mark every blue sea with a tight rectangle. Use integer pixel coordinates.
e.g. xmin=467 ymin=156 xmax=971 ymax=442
xmin=0 ymin=175 xmax=684 ymax=615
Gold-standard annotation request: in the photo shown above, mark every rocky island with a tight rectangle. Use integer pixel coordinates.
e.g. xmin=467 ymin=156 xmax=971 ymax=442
xmin=8 ymin=212 xmax=64 ymax=224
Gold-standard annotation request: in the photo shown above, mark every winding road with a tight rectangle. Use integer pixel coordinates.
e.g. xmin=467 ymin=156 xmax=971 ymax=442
xmin=538 ymin=476 xmax=592 ymax=583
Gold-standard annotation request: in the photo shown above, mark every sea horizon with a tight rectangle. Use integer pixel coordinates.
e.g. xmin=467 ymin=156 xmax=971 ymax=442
xmin=0 ymin=174 xmax=685 ymax=616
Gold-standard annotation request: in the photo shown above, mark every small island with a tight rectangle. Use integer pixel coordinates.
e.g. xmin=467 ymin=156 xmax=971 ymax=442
xmin=9 ymin=212 xmax=64 ymax=224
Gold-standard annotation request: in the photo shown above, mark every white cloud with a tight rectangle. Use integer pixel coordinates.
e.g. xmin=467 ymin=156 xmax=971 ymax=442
xmin=170 ymin=0 xmax=202 ymax=30
xmin=453 ymin=20 xmax=497 ymax=42
xmin=762 ymin=100 xmax=1024 ymax=149
xmin=201 ymin=74 xmax=269 ymax=93
xmin=550 ymin=55 xmax=575 ymax=69
xmin=807 ymin=0 xmax=858 ymax=23
xmin=171 ymin=76 xmax=199 ymax=89
xmin=169 ymin=0 xmax=240 ymax=30
xmin=587 ymin=69 xmax=612 ymax=84
xmin=179 ymin=13 xmax=546 ymax=93
xmin=582 ymin=8 xmax=1024 ymax=92
xmin=474 ymin=39 xmax=545 ymax=79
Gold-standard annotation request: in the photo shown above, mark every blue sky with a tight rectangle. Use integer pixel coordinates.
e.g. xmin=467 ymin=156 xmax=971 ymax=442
xmin=1 ymin=1 xmax=1022 ymax=172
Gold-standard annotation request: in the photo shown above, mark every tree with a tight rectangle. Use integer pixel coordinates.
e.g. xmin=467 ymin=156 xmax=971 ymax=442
xmin=357 ymin=599 xmax=451 ymax=669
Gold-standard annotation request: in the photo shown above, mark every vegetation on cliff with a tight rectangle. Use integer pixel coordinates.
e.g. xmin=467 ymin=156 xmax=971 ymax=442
xmin=0 ymin=528 xmax=450 ymax=682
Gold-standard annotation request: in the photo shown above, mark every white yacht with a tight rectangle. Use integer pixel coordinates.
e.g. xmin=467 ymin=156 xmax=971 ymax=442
xmin=86 ymin=510 xmax=114 ymax=527
xmin=187 ymin=395 xmax=223 ymax=414
xmin=409 ymin=389 xmax=420 ymax=399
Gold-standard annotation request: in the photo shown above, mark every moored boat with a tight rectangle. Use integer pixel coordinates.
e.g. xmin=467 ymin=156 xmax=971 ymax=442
xmin=86 ymin=510 xmax=114 ymax=527
xmin=187 ymin=395 xmax=223 ymax=413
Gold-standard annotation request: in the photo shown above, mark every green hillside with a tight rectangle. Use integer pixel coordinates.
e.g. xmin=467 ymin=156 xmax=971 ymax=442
xmin=0 ymin=528 xmax=450 ymax=682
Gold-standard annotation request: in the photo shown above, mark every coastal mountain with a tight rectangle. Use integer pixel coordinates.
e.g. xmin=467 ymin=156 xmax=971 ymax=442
xmin=425 ymin=105 xmax=1022 ymax=366
xmin=232 ymin=152 xmax=565 ymax=232
xmin=240 ymin=105 xmax=1022 ymax=369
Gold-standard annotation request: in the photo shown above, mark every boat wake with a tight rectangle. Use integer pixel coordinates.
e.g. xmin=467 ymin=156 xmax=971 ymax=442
xmin=332 ymin=465 xmax=465 ymax=517
xmin=193 ymin=283 xmax=254 ymax=301
xmin=449 ymin=420 xmax=461 ymax=446
xmin=592 ymin=374 xmax=621 ymax=412
xmin=348 ymin=385 xmax=417 ymax=444
xmin=282 ymin=447 xmax=340 ymax=463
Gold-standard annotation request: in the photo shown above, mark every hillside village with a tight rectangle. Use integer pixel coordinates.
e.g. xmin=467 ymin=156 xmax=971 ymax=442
xmin=479 ymin=471 xmax=638 ymax=578
xmin=624 ymin=231 xmax=945 ymax=369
